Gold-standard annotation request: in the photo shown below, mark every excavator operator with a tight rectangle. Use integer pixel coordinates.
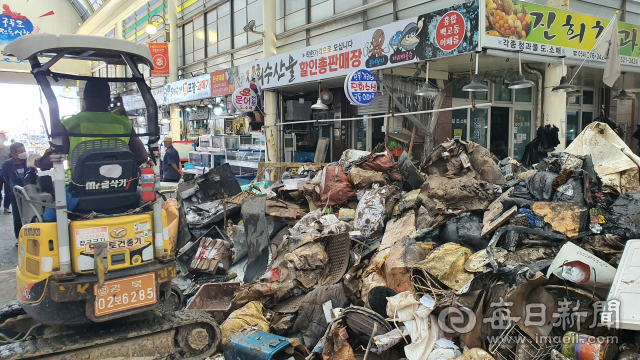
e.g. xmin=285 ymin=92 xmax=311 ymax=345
xmin=36 ymin=80 xmax=148 ymax=170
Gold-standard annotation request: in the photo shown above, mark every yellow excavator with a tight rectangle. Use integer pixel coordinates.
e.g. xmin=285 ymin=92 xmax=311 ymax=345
xmin=0 ymin=34 xmax=220 ymax=359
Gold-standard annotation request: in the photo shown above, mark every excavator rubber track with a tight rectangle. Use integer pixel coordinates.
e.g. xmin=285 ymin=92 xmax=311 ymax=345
xmin=0 ymin=309 xmax=221 ymax=360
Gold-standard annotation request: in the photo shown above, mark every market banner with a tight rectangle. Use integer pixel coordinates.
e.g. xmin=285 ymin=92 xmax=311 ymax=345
xmin=210 ymin=69 xmax=233 ymax=97
xmin=164 ymin=73 xmax=211 ymax=104
xmin=415 ymin=1 xmax=480 ymax=60
xmin=148 ymin=43 xmax=169 ymax=76
xmin=227 ymin=0 xmax=480 ymax=90
xmin=483 ymin=0 xmax=640 ymax=66
xmin=122 ymin=87 xmax=166 ymax=111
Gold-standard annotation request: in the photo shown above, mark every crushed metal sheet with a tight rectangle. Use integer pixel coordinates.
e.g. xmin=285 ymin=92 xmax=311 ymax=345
xmin=242 ymin=195 xmax=269 ymax=283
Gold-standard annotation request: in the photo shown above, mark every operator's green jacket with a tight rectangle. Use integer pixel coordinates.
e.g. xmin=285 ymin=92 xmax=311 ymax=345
xmin=61 ymin=112 xmax=132 ymax=156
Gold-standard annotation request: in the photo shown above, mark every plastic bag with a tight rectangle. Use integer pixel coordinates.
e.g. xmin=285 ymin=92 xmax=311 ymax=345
xmin=220 ymin=301 xmax=270 ymax=342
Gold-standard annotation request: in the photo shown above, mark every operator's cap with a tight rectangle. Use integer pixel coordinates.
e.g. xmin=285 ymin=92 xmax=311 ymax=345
xmin=163 ymin=135 xmax=173 ymax=143
xmin=84 ymin=80 xmax=111 ymax=99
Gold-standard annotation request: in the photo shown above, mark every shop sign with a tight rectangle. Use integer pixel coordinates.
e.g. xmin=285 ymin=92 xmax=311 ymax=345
xmin=210 ymin=69 xmax=233 ymax=97
xmin=231 ymin=88 xmax=257 ymax=113
xmin=122 ymin=87 xmax=166 ymax=111
xmin=483 ymin=0 xmax=640 ymax=66
xmin=188 ymin=107 xmax=209 ymax=120
xmin=0 ymin=5 xmax=35 ymax=46
xmin=148 ymin=43 xmax=169 ymax=76
xmin=416 ymin=1 xmax=480 ymax=60
xmin=229 ymin=0 xmax=480 ymax=91
xmin=344 ymin=69 xmax=377 ymax=106
xmin=164 ymin=74 xmax=211 ymax=104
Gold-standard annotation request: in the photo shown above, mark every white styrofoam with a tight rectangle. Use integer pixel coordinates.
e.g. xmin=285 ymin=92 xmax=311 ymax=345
xmin=603 ymin=239 xmax=640 ymax=330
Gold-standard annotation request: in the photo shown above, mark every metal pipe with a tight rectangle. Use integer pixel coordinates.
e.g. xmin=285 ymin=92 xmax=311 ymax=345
xmin=152 ymin=153 xmax=165 ymax=259
xmin=272 ymin=103 xmax=492 ymax=126
xmin=52 ymin=154 xmax=72 ymax=276
xmin=523 ymin=63 xmax=543 ymax=128
xmin=263 ymin=0 xmax=278 ymax=163
xmin=279 ymin=92 xmax=284 ymax=163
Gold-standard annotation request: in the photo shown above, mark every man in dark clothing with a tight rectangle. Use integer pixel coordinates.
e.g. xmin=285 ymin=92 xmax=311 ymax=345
xmin=2 ymin=143 xmax=27 ymax=241
xmin=162 ymin=136 xmax=182 ymax=183
xmin=0 ymin=132 xmax=11 ymax=213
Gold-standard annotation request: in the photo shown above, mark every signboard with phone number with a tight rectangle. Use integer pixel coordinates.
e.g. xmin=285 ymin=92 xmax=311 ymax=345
xmin=484 ymin=0 xmax=640 ymax=66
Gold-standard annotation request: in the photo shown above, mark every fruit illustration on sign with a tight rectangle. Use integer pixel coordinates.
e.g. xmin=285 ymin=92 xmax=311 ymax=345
xmin=485 ymin=0 xmax=531 ymax=40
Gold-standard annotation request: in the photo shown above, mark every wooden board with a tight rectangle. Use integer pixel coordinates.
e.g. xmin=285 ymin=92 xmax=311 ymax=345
xmin=481 ymin=187 xmax=515 ymax=237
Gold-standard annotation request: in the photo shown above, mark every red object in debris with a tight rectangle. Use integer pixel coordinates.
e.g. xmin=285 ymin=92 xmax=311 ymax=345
xmin=141 ymin=167 xmax=155 ymax=202
xmin=389 ymin=147 xmax=404 ymax=157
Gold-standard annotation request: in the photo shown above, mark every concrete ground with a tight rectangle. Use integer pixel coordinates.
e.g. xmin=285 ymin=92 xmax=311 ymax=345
xmin=0 ymin=207 xmax=18 ymax=307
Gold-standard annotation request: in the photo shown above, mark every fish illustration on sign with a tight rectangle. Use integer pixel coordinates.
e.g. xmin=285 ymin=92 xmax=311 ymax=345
xmin=389 ymin=20 xmax=423 ymax=64
xmin=398 ymin=21 xmax=421 ymax=51
xmin=389 ymin=31 xmax=402 ymax=51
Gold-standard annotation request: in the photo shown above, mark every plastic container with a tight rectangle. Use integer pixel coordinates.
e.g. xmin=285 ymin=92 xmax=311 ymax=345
xmin=236 ymin=175 xmax=254 ymax=186
xmin=561 ymin=332 xmax=617 ymax=360
xmin=185 ymin=282 xmax=241 ymax=323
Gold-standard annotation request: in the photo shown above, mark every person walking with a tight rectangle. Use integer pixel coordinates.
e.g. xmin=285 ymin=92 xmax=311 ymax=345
xmin=0 ymin=132 xmax=11 ymax=213
xmin=162 ymin=136 xmax=182 ymax=183
xmin=2 ymin=143 xmax=27 ymax=245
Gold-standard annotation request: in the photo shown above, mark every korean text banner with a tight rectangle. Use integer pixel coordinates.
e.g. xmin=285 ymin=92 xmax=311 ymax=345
xmin=230 ymin=0 xmax=479 ymax=90
xmin=164 ymin=73 xmax=211 ymax=104
xmin=483 ymin=0 xmax=640 ymax=66
xmin=122 ymin=88 xmax=165 ymax=111
xmin=416 ymin=1 xmax=480 ymax=60
xmin=210 ymin=70 xmax=233 ymax=97
xmin=148 ymin=43 xmax=170 ymax=76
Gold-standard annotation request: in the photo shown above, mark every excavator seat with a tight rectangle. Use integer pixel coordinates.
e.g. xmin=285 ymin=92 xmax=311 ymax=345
xmin=69 ymin=139 xmax=140 ymax=214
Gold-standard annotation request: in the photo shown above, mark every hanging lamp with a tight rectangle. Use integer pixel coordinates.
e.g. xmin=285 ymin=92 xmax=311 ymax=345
xmin=463 ymin=52 xmax=489 ymax=92
xmin=612 ymin=73 xmax=633 ymax=102
xmin=552 ymin=57 xmax=578 ymax=93
xmin=508 ymin=52 xmax=535 ymax=89
xmin=311 ymin=82 xmax=328 ymax=110
xmin=415 ymin=61 xmax=441 ymax=97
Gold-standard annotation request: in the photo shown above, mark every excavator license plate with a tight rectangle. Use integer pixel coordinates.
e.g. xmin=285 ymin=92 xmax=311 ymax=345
xmin=94 ymin=273 xmax=157 ymax=316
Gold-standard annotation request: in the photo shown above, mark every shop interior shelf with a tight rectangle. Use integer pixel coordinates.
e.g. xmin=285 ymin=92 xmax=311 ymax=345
xmin=389 ymin=131 xmax=424 ymax=145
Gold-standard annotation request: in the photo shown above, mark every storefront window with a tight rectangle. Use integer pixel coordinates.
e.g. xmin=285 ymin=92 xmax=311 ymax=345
xmin=494 ymin=84 xmax=512 ymax=102
xmin=475 ymin=81 xmax=489 ymax=101
xmin=470 ymin=108 xmax=488 ymax=148
xmin=491 ymin=107 xmax=510 ymax=160
xmin=356 ymin=119 xmax=366 ymax=150
xmin=582 ymin=111 xmax=593 ymax=131
xmin=453 ymin=83 xmax=467 ymax=99
xmin=568 ymin=93 xmax=580 ymax=105
xmin=515 ymin=87 xmax=532 ymax=102
xmin=566 ymin=110 xmax=579 ymax=147
xmin=513 ymin=110 xmax=532 ymax=161
xmin=583 ymin=90 xmax=594 ymax=105
xmin=452 ymin=109 xmax=467 ymax=140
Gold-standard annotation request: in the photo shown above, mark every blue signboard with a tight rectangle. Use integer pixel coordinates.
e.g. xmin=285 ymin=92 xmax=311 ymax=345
xmin=0 ymin=5 xmax=36 ymax=46
xmin=344 ymin=69 xmax=377 ymax=106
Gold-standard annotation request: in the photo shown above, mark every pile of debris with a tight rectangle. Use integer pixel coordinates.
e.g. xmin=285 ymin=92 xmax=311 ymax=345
xmin=171 ymin=122 xmax=640 ymax=360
